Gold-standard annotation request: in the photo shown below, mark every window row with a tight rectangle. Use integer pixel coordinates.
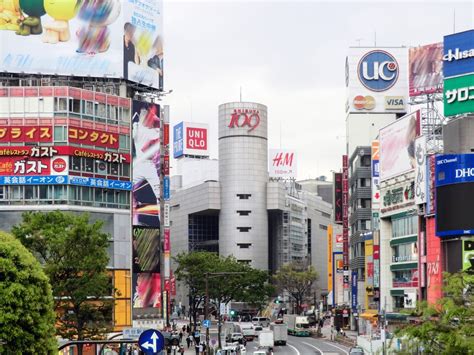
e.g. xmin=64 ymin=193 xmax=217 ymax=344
xmin=392 ymin=215 xmax=418 ymax=238
xmin=392 ymin=242 xmax=418 ymax=263
xmin=69 ymin=156 xmax=130 ymax=177
xmin=0 ymin=185 xmax=130 ymax=209
xmin=56 ymin=98 xmax=130 ymax=125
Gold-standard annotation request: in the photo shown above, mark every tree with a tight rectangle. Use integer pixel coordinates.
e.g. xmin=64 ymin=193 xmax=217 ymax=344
xmin=273 ymin=262 xmax=318 ymax=315
xmin=174 ymin=251 xmax=220 ymax=330
xmin=174 ymin=251 xmax=274 ymax=347
xmin=12 ymin=211 xmax=115 ymax=343
xmin=0 ymin=231 xmax=57 ymax=353
xmin=394 ymin=272 xmax=474 ymax=354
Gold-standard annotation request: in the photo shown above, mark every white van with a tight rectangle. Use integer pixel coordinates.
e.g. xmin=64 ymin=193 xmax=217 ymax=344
xmin=252 ymin=317 xmax=270 ymax=327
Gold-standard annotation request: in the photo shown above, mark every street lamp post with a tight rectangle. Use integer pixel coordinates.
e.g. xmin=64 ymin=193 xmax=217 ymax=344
xmin=204 ymin=272 xmax=246 ymax=355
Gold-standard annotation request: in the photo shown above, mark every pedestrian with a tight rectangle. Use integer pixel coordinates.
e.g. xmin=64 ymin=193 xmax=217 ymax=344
xmin=186 ymin=334 xmax=192 ymax=348
xmin=179 ymin=345 xmax=185 ymax=354
xmin=187 ymin=325 xmax=191 ymax=333
xmin=179 ymin=331 xmax=183 ymax=344
xmin=319 ymin=318 xmax=324 ymax=328
xmin=199 ymin=343 xmax=204 ymax=354
xmin=182 ymin=325 xmax=186 ymax=333
xmin=195 ymin=343 xmax=200 ymax=355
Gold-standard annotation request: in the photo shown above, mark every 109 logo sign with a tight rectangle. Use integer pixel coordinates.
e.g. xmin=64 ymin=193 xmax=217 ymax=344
xmin=358 ymin=50 xmax=399 ymax=92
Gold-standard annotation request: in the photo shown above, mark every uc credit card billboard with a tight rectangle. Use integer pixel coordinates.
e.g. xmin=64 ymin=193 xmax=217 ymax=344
xmin=0 ymin=0 xmax=163 ymax=89
xmin=346 ymin=47 xmax=408 ymax=113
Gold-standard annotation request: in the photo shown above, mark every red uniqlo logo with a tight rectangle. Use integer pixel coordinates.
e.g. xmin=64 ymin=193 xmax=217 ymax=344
xmin=186 ymin=127 xmax=207 ymax=150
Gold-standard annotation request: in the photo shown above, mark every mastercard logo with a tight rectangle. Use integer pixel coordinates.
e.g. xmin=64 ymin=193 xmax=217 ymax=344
xmin=353 ymin=95 xmax=375 ymax=110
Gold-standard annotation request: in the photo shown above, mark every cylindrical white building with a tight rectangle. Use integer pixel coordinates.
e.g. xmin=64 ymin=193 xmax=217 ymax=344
xmin=218 ymin=102 xmax=268 ymax=270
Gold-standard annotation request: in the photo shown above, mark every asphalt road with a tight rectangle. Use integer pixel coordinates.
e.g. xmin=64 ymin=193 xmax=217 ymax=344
xmin=245 ymin=335 xmax=350 ymax=355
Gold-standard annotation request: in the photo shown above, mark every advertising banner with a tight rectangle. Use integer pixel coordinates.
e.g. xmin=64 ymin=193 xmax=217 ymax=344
xmin=132 ymin=227 xmax=160 ymax=273
xmin=328 ymin=225 xmax=333 ymax=293
xmin=435 ymin=154 xmax=474 ymax=187
xmin=132 ymin=100 xmax=161 ymax=227
xmin=463 ymin=238 xmax=474 ymax=273
xmin=443 ymin=30 xmax=474 ymax=79
xmin=373 ymin=245 xmax=380 ymax=288
xmin=380 ymin=111 xmax=420 ymax=181
xmin=68 ymin=126 xmax=119 ymax=149
xmin=414 ymin=136 xmax=427 ymax=204
xmin=444 ymin=74 xmax=474 ymax=116
xmin=404 ymin=290 xmax=417 ymax=309
xmin=163 ymin=176 xmax=170 ymax=200
xmin=123 ymin=0 xmax=164 ymax=89
xmin=371 ymin=140 xmax=380 ymax=207
xmin=381 ymin=181 xmax=414 ymax=214
xmin=409 ymin=43 xmax=443 ymax=96
xmin=336 ymin=234 xmax=343 ymax=248
xmin=427 ymin=154 xmax=436 ymax=214
xmin=426 ymin=219 xmax=443 ymax=305
xmin=69 ymin=176 xmax=132 ymax=190
xmin=0 ymin=156 xmax=67 ymax=176
xmin=351 ymin=271 xmax=358 ymax=311
xmin=132 ymin=273 xmax=161 ymax=316
xmin=0 ymin=1 xmax=163 ymax=89
xmin=334 ymin=173 xmax=343 ymax=224
xmin=0 ymin=126 xmax=52 ymax=143
xmin=173 ymin=122 xmax=184 ymax=158
xmin=346 ymin=47 xmax=408 ymax=113
xmin=269 ymin=149 xmax=297 ymax=179
xmin=0 ymin=175 xmax=67 ymax=185
xmin=342 ymin=155 xmax=349 ymax=289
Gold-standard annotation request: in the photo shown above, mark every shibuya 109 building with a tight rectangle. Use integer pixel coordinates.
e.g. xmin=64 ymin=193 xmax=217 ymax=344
xmin=170 ymin=102 xmax=336 ymax=311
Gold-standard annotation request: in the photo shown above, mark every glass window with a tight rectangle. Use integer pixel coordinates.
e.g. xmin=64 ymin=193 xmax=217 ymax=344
xmin=9 ymin=186 xmax=21 ymax=199
xmin=69 ymin=99 xmax=81 ymax=113
xmin=24 ymin=185 xmax=37 ymax=200
xmin=0 ymin=186 xmax=5 ymax=199
xmin=82 ymin=187 xmax=92 ymax=201
xmin=96 ymin=102 xmax=107 ymax=118
xmin=70 ymin=156 xmax=81 ymax=171
xmin=54 ymin=97 xmax=68 ymax=112
xmin=94 ymin=188 xmax=103 ymax=205
xmin=54 ymin=186 xmax=67 ymax=202
xmin=39 ymin=185 xmax=53 ymax=200
xmin=54 ymin=126 xmax=66 ymax=142
xmin=84 ymin=158 xmax=94 ymax=173
xmin=109 ymin=162 xmax=119 ymax=176
xmin=83 ymin=101 xmax=94 ymax=116
xmin=119 ymin=135 xmax=130 ymax=150
xmin=392 ymin=215 xmax=418 ymax=238
xmin=106 ymin=190 xmax=114 ymax=204
xmin=121 ymin=163 xmax=130 ymax=177
xmin=121 ymin=107 xmax=130 ymax=123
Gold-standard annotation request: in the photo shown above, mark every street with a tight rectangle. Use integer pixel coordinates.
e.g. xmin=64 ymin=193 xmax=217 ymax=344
xmin=245 ymin=335 xmax=350 ymax=355
xmin=176 ymin=320 xmax=350 ymax=355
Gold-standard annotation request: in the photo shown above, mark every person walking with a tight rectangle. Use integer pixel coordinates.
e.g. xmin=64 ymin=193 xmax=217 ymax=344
xmin=186 ymin=334 xmax=192 ymax=348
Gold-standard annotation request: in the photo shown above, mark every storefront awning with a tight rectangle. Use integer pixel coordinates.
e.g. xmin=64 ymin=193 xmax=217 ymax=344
xmin=385 ymin=313 xmax=408 ymax=321
xmin=390 ymin=262 xmax=418 ymax=271
xmin=360 ymin=311 xmax=378 ymax=319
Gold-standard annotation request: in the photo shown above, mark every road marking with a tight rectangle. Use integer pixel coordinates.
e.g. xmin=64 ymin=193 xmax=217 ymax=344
xmin=323 ymin=341 xmax=350 ymax=355
xmin=302 ymin=341 xmax=324 ymax=354
xmin=287 ymin=343 xmax=301 ymax=355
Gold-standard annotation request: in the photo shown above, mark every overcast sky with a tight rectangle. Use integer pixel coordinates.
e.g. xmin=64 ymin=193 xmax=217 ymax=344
xmin=163 ymin=0 xmax=474 ymax=180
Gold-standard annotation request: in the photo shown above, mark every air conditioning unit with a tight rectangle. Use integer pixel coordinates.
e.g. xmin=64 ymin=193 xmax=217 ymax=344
xmin=104 ymin=86 xmax=114 ymax=95
xmin=41 ymin=77 xmax=51 ymax=86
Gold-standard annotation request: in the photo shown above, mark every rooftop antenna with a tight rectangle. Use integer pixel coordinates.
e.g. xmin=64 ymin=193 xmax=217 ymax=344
xmin=240 ymin=86 xmax=242 ymax=102
xmin=280 ymin=120 xmax=282 ymax=148
xmin=453 ymin=8 xmax=456 ymax=33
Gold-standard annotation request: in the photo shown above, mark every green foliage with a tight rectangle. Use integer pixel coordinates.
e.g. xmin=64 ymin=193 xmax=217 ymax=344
xmin=273 ymin=262 xmax=318 ymax=314
xmin=174 ymin=251 xmax=274 ymax=348
xmin=0 ymin=231 xmax=57 ymax=353
xmin=12 ymin=211 xmax=114 ymax=340
xmin=394 ymin=272 xmax=474 ymax=354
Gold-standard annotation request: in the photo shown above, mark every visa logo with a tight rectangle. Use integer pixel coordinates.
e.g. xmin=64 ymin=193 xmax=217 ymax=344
xmin=385 ymin=96 xmax=405 ymax=110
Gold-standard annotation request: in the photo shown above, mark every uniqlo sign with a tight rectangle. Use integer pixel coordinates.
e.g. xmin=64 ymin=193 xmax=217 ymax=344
xmin=186 ymin=127 xmax=207 ymax=150
xmin=173 ymin=122 xmax=209 ymax=158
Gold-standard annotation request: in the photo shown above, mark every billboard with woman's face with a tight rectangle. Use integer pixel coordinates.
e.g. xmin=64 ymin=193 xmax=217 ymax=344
xmin=379 ymin=111 xmax=420 ymax=181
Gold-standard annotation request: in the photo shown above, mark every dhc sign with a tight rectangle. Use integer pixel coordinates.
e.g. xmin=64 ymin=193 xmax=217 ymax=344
xmin=436 ymin=153 xmax=474 ymax=187
xmin=358 ymin=50 xmax=399 ymax=92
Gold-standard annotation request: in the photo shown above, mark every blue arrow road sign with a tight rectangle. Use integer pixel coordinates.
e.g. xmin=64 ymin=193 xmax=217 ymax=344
xmin=202 ymin=320 xmax=211 ymax=328
xmin=138 ymin=329 xmax=165 ymax=354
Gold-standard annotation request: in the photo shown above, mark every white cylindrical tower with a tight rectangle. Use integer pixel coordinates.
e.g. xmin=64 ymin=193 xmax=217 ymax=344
xmin=218 ymin=102 xmax=268 ymax=270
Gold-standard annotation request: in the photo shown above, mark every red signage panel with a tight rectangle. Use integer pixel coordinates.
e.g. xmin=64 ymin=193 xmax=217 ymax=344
xmin=68 ymin=126 xmax=119 ymax=149
xmin=0 ymin=126 xmax=52 ymax=143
